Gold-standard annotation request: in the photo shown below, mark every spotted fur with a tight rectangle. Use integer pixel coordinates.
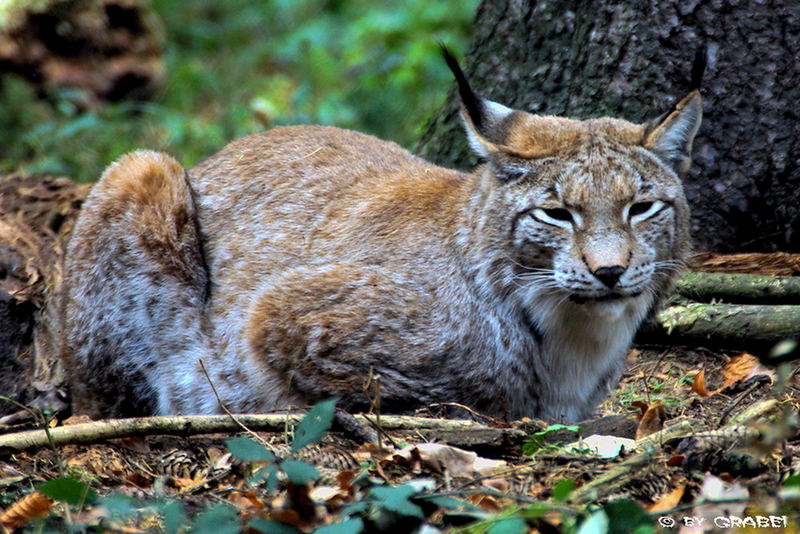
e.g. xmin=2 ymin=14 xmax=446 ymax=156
xmin=60 ymin=70 xmax=701 ymax=422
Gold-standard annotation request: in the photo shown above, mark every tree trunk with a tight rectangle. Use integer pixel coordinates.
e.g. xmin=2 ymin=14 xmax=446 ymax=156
xmin=417 ymin=1 xmax=800 ymax=253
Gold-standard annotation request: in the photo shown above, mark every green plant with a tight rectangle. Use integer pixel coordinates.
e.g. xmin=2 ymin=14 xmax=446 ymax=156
xmin=0 ymin=0 xmax=478 ymax=182
xmin=522 ymin=424 xmax=581 ymax=456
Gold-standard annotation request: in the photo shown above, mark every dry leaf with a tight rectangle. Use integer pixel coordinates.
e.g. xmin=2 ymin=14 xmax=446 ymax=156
xmin=62 ymin=415 xmax=93 ymax=425
xmin=666 ymin=455 xmax=685 ymax=467
xmin=336 ymin=470 xmax=355 ymax=497
xmin=635 ymin=401 xmax=666 ymax=440
xmin=469 ymin=494 xmax=502 ymax=512
xmin=646 ymin=483 xmax=686 ymax=513
xmin=721 ymin=352 xmax=773 ymax=389
xmin=352 ymin=442 xmax=384 ymax=463
xmin=0 ymin=491 xmax=53 ymax=530
xmin=691 ymin=354 xmax=772 ymax=400
xmin=387 ymin=443 xmax=506 ymax=478
xmin=691 ymin=369 xmax=713 ymax=397
xmin=722 ymin=353 xmax=759 ymax=382
xmin=171 ymin=476 xmax=198 ymax=489
xmin=309 ymin=486 xmax=347 ymax=504
xmin=227 ymin=490 xmax=265 ymax=520
xmin=270 ymin=508 xmax=305 ymax=529
xmin=631 ymin=400 xmax=649 ymax=418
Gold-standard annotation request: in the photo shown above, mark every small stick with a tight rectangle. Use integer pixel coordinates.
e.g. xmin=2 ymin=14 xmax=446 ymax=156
xmin=198 ymin=359 xmax=278 ymax=454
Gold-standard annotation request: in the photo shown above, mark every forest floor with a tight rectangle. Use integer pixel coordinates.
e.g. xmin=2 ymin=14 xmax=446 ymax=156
xmin=1 ymin=175 xmax=798 ymax=533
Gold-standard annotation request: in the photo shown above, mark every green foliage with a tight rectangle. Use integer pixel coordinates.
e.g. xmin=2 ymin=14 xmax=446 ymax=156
xmin=551 ymin=479 xmax=576 ymax=503
xmin=161 ymin=500 xmax=188 ymax=534
xmin=486 ymin=517 xmax=528 ymax=534
xmin=191 ymin=504 xmax=242 ymax=534
xmin=37 ymin=475 xmax=97 ymax=505
xmin=0 ymin=0 xmax=478 ymax=181
xmin=225 ymin=436 xmax=277 ymax=462
xmin=292 ymin=396 xmax=339 ymax=452
xmin=522 ymin=424 xmax=581 ymax=455
xmin=369 ymin=485 xmax=425 ymax=519
xmin=314 ymin=518 xmax=364 ymax=534
xmin=784 ymin=474 xmax=800 ymax=487
xmin=251 ymin=518 xmax=303 ymax=534
xmin=601 ymin=500 xmax=654 ymax=534
xmin=280 ymin=458 xmax=321 ymax=484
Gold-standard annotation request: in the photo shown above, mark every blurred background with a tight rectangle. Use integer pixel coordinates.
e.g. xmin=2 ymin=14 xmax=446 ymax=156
xmin=0 ymin=0 xmax=478 ymax=182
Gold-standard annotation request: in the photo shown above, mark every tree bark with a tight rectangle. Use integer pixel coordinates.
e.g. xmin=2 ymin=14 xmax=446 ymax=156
xmin=417 ymin=1 xmax=800 ymax=253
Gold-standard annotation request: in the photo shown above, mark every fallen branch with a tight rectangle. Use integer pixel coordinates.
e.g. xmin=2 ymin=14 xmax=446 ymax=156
xmin=674 ymin=272 xmax=800 ymax=304
xmin=641 ymin=302 xmax=800 ymax=347
xmin=0 ymin=413 xmax=499 ymax=454
xmin=570 ymin=448 xmax=662 ymax=504
xmin=570 ymin=401 xmax=791 ymax=504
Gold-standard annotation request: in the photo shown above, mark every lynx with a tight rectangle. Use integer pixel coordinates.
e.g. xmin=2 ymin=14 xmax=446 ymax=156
xmin=60 ymin=52 xmax=701 ymax=422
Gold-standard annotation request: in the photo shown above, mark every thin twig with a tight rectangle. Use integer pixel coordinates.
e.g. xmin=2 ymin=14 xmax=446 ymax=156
xmin=427 ymin=402 xmax=500 ymax=425
xmin=364 ymin=368 xmax=398 ymax=450
xmin=359 ymin=413 xmax=400 ymax=449
xmin=642 ymin=349 xmax=671 ymax=405
xmin=716 ymin=379 xmax=768 ymax=428
xmin=0 ymin=396 xmax=73 ymax=525
xmin=198 ymin=359 xmax=278 ymax=454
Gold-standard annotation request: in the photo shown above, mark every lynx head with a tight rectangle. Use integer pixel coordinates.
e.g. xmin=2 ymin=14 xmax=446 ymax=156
xmin=444 ymin=50 xmax=702 ymax=311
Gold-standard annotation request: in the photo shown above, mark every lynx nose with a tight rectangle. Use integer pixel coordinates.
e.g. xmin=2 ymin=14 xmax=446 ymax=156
xmin=593 ymin=265 xmax=626 ymax=288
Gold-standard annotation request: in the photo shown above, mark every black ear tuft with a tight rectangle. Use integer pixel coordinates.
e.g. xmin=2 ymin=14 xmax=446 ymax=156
xmin=644 ymin=43 xmax=707 ymax=124
xmin=440 ymin=44 xmax=485 ymax=131
xmin=690 ymin=42 xmax=707 ymax=91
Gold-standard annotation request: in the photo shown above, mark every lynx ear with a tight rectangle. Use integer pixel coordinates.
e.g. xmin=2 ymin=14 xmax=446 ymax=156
xmin=441 ymin=47 xmax=514 ymax=158
xmin=644 ymin=90 xmax=702 ymax=176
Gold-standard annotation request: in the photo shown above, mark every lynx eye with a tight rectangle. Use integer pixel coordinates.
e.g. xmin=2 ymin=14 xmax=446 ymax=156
xmin=531 ymin=207 xmax=575 ymax=229
xmin=626 ymin=200 xmax=665 ymax=223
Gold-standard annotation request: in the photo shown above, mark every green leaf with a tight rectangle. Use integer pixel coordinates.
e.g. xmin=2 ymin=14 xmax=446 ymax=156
xmin=191 ymin=504 xmax=241 ymax=534
xmin=551 ymin=478 xmax=576 ymax=502
xmin=38 ymin=476 xmax=97 ymax=505
xmin=266 ymin=464 xmax=280 ymax=492
xmin=99 ymin=494 xmax=135 ymax=518
xmin=370 ymin=485 xmax=424 ymax=519
xmin=314 ymin=518 xmax=365 ymax=534
xmin=784 ymin=474 xmax=800 ymax=487
xmin=250 ymin=464 xmax=281 ymax=492
xmin=291 ymin=397 xmax=339 ymax=452
xmin=161 ymin=500 xmax=187 ymax=534
xmin=533 ymin=424 xmax=580 ymax=439
xmin=602 ymin=500 xmax=654 ymax=534
xmin=524 ymin=424 xmax=581 ymax=455
xmin=487 ymin=517 xmax=527 ymax=534
xmin=520 ymin=503 xmax=551 ymax=518
xmin=281 ymin=459 xmax=320 ymax=484
xmin=225 ymin=437 xmax=276 ymax=462
xmin=576 ymin=510 xmax=609 ymax=534
xmin=250 ymin=518 xmax=302 ymax=534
